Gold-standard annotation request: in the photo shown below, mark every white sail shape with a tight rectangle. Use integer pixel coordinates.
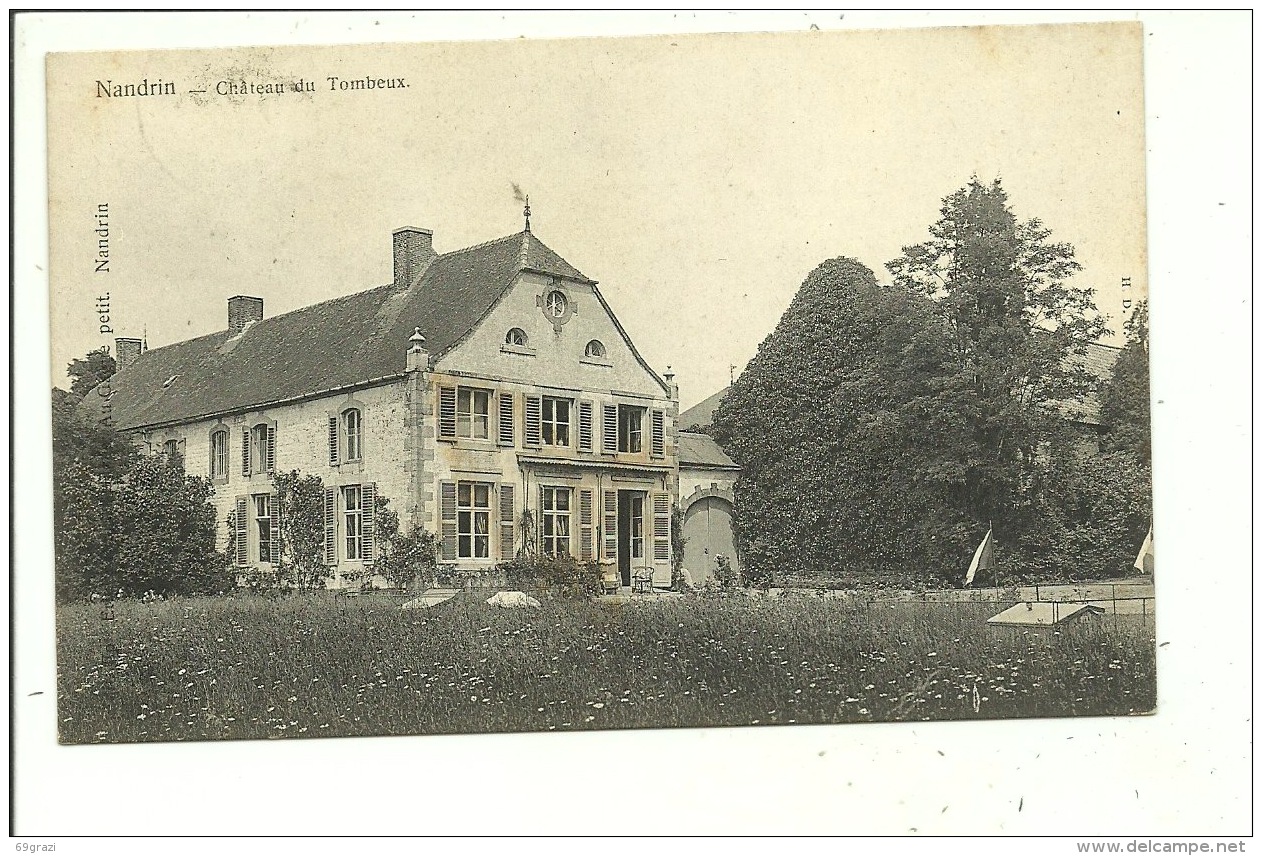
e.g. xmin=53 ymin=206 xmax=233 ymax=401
xmin=965 ymin=527 xmax=995 ymax=587
xmin=1134 ymin=526 xmax=1154 ymax=575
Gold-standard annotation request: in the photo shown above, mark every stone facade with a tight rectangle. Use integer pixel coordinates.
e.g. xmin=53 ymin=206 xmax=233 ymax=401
xmin=109 ymin=227 xmax=679 ymax=590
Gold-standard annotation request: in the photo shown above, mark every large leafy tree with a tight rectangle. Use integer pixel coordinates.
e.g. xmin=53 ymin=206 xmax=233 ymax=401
xmin=1099 ymin=300 xmax=1151 ymax=462
xmin=52 ymin=386 xmax=136 ymax=480
xmin=66 ymin=347 xmax=116 ymax=398
xmin=886 ymin=177 xmax=1107 ymax=539
xmin=711 ymin=256 xmax=975 ymax=584
xmin=52 ymin=387 xmax=232 ymax=601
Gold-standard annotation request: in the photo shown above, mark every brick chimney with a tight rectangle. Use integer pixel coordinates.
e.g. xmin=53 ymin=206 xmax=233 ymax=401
xmin=115 ymin=337 xmax=143 ymax=370
xmin=393 ymin=227 xmax=436 ymax=287
xmin=228 ymin=295 xmax=264 ymax=335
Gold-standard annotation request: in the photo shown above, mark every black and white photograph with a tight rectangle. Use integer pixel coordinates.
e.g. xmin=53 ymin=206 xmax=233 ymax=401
xmin=13 ymin=9 xmax=1251 ymax=841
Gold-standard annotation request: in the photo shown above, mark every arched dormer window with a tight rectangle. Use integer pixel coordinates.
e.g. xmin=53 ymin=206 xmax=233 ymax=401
xmin=343 ymin=407 xmax=363 ymax=462
xmin=505 ymin=328 xmax=528 ymax=347
xmin=584 ymin=339 xmax=607 ymax=359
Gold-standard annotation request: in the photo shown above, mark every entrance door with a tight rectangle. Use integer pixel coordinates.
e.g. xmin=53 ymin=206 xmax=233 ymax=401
xmin=616 ymin=490 xmax=646 ymax=587
xmin=682 ymin=495 xmax=737 ymax=584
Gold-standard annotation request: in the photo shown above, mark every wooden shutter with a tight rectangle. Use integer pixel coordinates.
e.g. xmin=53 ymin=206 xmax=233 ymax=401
xmin=650 ymin=409 xmax=665 ymax=459
xmin=234 ymin=497 xmax=248 ymax=566
xmin=579 ymin=489 xmax=594 ymax=561
xmin=323 ymin=487 xmax=337 ymax=566
xmin=265 ymin=424 xmax=276 ymax=474
xmin=498 ymin=391 xmax=515 ymax=446
xmin=241 ymin=430 xmax=251 ymax=477
xmin=499 ymin=483 xmax=516 ymax=560
xmin=602 ymin=405 xmax=618 ymax=454
xmin=268 ymin=495 xmax=280 ymax=565
xmin=603 ymin=490 xmax=618 ymax=560
xmin=361 ymin=482 xmax=376 ymax=564
xmin=440 ymin=480 xmax=458 ymax=561
xmin=328 ymin=415 xmax=340 ymax=466
xmin=653 ymin=494 xmax=671 ymax=562
xmin=524 ymin=395 xmax=543 ymax=448
xmin=578 ymin=401 xmax=594 ymax=453
xmin=438 ymin=385 xmax=457 ymax=440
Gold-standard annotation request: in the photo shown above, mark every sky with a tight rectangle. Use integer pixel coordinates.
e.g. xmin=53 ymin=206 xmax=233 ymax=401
xmin=46 ymin=20 xmax=1147 ymax=411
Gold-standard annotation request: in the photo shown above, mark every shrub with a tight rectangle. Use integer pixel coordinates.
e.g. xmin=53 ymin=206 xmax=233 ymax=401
xmin=713 ymin=554 xmax=740 ymax=589
xmin=499 ymin=554 xmax=601 ymax=599
xmin=377 ymin=522 xmax=439 ymax=591
xmin=272 ymin=470 xmax=329 ymax=590
xmin=55 ymin=454 xmax=234 ymax=602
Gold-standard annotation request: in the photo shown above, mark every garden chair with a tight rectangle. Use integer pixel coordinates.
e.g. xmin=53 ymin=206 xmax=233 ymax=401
xmin=632 ymin=567 xmax=654 ymax=595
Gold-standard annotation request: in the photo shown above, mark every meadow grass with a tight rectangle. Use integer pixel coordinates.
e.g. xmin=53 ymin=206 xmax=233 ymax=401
xmin=56 ymin=592 xmax=1156 ymax=744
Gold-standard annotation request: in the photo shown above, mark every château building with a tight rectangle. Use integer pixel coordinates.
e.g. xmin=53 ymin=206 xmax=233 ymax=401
xmin=83 ymin=215 xmax=681 ymax=590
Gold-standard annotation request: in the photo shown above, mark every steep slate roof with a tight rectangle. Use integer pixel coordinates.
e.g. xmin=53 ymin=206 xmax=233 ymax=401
xmin=677 ymin=386 xmax=731 ymax=431
xmin=1058 ymin=341 xmax=1122 ymax=427
xmin=677 ymin=431 xmax=740 ymax=470
xmin=84 ymin=231 xmax=595 ymax=430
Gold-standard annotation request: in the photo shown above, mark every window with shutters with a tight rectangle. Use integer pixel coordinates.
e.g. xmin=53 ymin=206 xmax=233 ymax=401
xmin=323 ymin=488 xmax=337 ymax=566
xmin=497 ymin=392 xmax=515 ymax=447
xmin=602 ymin=490 xmax=618 ymax=559
xmin=577 ymin=402 xmax=594 ymax=452
xmin=234 ymin=497 xmax=249 ymax=566
xmin=653 ymin=494 xmax=671 ymax=562
xmin=650 ymin=409 xmax=666 ymax=459
xmin=248 ymin=423 xmax=274 ymax=475
xmin=542 ymin=396 xmax=571 ymax=447
xmin=540 ymin=486 xmax=572 ymax=558
xmin=601 ymin=405 xmax=618 ymax=454
xmin=457 ymin=387 xmax=491 ymax=440
xmin=579 ymin=489 xmax=594 ymax=560
xmin=524 ymin=395 xmax=543 ymax=447
xmin=618 ymin=405 xmax=645 ymax=453
xmin=499 ymin=483 xmax=516 ymax=561
xmin=457 ymin=482 xmax=492 ymax=559
xmin=343 ymin=408 xmax=362 ymax=462
xmin=254 ymin=494 xmax=273 ymax=565
xmin=343 ymin=485 xmax=363 ymax=561
xmin=209 ymin=429 xmax=228 ymax=482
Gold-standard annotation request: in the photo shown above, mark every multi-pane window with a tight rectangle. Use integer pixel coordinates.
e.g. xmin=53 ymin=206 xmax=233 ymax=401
xmin=618 ymin=405 xmax=645 ymax=454
xmin=542 ymin=396 xmax=571 ymax=446
xmin=584 ymin=339 xmax=606 ymax=358
xmin=343 ymin=408 xmax=362 ymax=461
xmin=629 ymin=494 xmax=645 ymax=560
xmin=505 ymin=328 xmax=527 ymax=346
xmin=541 ymin=486 xmax=571 ymax=557
xmin=254 ymin=494 xmax=272 ymax=564
xmin=457 ymin=482 xmax=491 ymax=559
xmin=163 ymin=439 xmax=183 ymax=469
xmin=343 ymin=485 xmax=363 ymax=560
xmin=250 ymin=424 xmax=269 ymax=473
xmin=457 ymin=388 xmax=491 ymax=439
xmin=210 ymin=430 xmax=228 ymax=480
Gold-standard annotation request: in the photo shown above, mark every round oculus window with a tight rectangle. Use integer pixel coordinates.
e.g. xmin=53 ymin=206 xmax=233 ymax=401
xmin=545 ymin=290 xmax=568 ymax=318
